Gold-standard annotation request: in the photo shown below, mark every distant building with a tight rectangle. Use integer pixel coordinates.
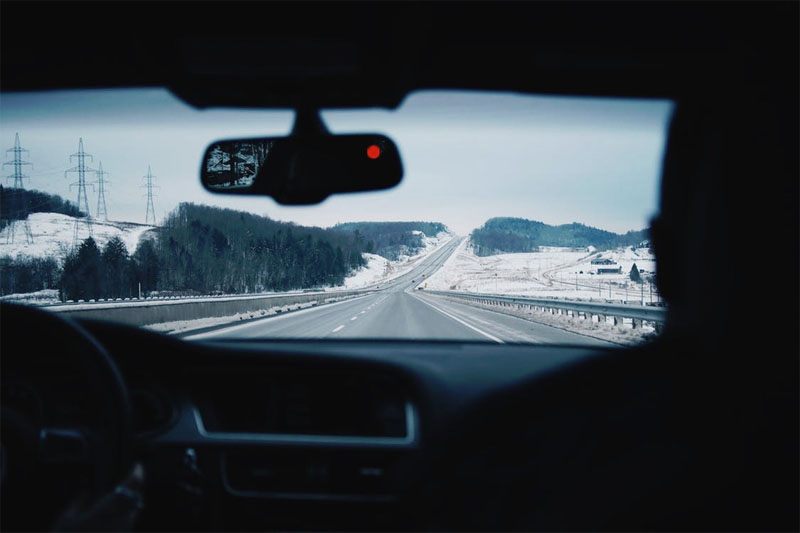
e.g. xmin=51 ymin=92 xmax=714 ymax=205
xmin=591 ymin=257 xmax=617 ymax=265
xmin=596 ymin=266 xmax=622 ymax=274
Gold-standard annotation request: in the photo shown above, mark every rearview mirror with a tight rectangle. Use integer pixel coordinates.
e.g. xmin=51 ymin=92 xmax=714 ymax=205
xmin=201 ymin=133 xmax=403 ymax=205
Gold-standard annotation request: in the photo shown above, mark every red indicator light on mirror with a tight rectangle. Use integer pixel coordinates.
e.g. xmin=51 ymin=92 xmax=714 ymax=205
xmin=366 ymin=144 xmax=381 ymax=159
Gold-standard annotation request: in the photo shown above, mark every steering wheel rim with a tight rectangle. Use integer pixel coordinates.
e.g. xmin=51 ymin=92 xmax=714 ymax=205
xmin=0 ymin=302 xmax=133 ymax=530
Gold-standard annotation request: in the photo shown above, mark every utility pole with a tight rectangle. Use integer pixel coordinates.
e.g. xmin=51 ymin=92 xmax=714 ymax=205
xmin=142 ymin=165 xmax=158 ymax=225
xmin=94 ymin=161 xmax=110 ymax=221
xmin=65 ymin=138 xmax=96 ymax=249
xmin=3 ymin=133 xmax=34 ymax=244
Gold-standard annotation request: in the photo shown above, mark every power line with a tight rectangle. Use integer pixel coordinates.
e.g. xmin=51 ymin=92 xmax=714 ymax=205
xmin=95 ymin=161 xmax=110 ymax=221
xmin=65 ymin=137 xmax=96 ymax=249
xmin=141 ymin=165 xmax=159 ymax=225
xmin=3 ymin=133 xmax=34 ymax=244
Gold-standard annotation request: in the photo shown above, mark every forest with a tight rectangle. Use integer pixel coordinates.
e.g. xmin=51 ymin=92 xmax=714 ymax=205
xmin=332 ymin=221 xmax=448 ymax=260
xmin=0 ymin=187 xmax=84 ymax=231
xmin=150 ymin=203 xmax=367 ymax=294
xmin=52 ymin=203 xmax=372 ymax=300
xmin=471 ymin=217 xmax=649 ymax=256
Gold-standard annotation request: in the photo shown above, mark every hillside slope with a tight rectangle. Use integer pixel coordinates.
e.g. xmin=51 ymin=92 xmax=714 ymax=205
xmin=0 ymin=212 xmax=156 ymax=261
xmin=471 ymin=217 xmax=648 ymax=256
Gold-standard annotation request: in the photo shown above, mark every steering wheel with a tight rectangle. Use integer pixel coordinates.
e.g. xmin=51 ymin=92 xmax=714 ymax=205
xmin=0 ymin=302 xmax=133 ymax=531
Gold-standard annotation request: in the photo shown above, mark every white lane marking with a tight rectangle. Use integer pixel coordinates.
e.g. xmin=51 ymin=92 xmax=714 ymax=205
xmin=360 ymin=310 xmax=366 ymax=314
xmin=412 ymin=294 xmax=504 ymax=344
xmin=350 ymin=316 xmax=358 ymax=321
xmin=184 ymin=294 xmax=374 ymax=340
xmin=332 ymin=325 xmax=345 ymax=333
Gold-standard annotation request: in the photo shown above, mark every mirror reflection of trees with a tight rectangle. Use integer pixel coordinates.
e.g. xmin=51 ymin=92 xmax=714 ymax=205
xmin=205 ymin=141 xmax=273 ymax=188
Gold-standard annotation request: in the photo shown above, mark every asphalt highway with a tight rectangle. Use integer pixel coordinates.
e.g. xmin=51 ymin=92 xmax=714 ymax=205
xmin=188 ymin=237 xmax=613 ymax=346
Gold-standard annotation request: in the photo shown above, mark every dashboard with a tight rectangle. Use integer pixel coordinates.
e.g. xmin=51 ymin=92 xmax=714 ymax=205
xmin=70 ymin=318 xmax=605 ymax=531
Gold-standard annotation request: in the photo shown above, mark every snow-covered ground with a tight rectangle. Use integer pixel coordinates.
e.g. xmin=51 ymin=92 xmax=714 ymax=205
xmin=0 ymin=213 xmax=156 ymax=261
xmin=0 ymin=288 xmax=60 ymax=305
xmin=426 ymin=238 xmax=661 ymax=305
xmin=334 ymin=231 xmax=453 ymax=290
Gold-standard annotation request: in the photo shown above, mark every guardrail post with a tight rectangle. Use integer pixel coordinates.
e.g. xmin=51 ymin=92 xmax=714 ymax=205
xmin=613 ymin=316 xmax=622 ymax=326
xmin=631 ymin=318 xmax=641 ymax=329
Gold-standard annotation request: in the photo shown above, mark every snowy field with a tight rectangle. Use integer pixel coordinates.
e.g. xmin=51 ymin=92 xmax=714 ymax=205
xmin=426 ymin=238 xmax=661 ymax=305
xmin=334 ymin=231 xmax=453 ymax=290
xmin=0 ymin=213 xmax=156 ymax=261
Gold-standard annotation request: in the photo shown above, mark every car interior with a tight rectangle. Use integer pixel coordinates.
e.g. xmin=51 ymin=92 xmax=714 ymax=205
xmin=1 ymin=2 xmax=797 ymax=531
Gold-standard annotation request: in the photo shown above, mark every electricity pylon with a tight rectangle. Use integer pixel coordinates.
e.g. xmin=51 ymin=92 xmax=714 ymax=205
xmin=95 ymin=161 xmax=110 ymax=221
xmin=65 ymin=138 xmax=96 ymax=249
xmin=142 ymin=165 xmax=158 ymax=225
xmin=3 ymin=133 xmax=34 ymax=244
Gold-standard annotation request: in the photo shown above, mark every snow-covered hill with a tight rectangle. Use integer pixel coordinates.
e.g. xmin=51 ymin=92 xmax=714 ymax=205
xmin=0 ymin=213 xmax=157 ymax=261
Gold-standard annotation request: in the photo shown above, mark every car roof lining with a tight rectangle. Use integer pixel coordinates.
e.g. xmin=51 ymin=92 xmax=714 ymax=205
xmin=2 ymin=2 xmax=796 ymax=109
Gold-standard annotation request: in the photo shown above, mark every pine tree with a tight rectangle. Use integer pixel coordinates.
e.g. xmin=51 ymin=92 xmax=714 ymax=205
xmin=102 ymin=236 xmax=131 ymax=298
xmin=630 ymin=263 xmax=642 ymax=283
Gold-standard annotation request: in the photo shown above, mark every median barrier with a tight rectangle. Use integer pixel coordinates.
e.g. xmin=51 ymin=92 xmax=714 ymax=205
xmin=48 ymin=290 xmax=373 ymax=327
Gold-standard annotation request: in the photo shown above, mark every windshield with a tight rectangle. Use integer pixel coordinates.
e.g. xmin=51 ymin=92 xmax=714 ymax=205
xmin=0 ymin=89 xmax=672 ymax=346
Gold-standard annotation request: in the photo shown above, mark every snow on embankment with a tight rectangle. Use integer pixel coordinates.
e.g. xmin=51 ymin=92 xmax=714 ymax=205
xmin=340 ymin=253 xmax=392 ymax=289
xmin=334 ymin=231 xmax=453 ymax=290
xmin=0 ymin=213 xmax=156 ymax=261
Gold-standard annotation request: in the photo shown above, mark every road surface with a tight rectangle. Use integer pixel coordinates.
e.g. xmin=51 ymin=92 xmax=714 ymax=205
xmin=188 ymin=237 xmax=613 ymax=346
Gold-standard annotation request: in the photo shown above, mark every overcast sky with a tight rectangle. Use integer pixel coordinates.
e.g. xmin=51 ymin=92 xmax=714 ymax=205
xmin=0 ymin=89 xmax=673 ymax=236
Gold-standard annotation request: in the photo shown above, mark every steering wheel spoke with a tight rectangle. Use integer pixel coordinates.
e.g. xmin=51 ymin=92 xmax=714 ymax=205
xmin=39 ymin=427 xmax=90 ymax=464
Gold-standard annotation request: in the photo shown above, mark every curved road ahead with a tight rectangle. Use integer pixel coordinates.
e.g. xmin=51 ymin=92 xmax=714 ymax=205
xmin=187 ymin=238 xmax=613 ymax=346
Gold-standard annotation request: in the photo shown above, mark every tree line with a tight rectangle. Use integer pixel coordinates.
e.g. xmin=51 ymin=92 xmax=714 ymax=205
xmin=471 ymin=217 xmax=650 ymax=256
xmin=332 ymin=221 xmax=448 ymax=260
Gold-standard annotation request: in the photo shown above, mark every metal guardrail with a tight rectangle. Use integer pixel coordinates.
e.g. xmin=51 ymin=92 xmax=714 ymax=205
xmin=48 ymin=289 xmax=374 ymax=327
xmin=423 ymin=289 xmax=666 ymax=329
